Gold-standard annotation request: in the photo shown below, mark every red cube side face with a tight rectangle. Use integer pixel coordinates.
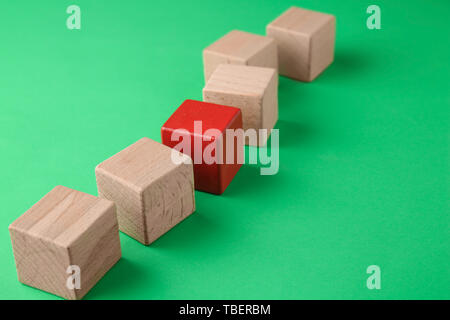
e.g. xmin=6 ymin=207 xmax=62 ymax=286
xmin=161 ymin=99 xmax=243 ymax=195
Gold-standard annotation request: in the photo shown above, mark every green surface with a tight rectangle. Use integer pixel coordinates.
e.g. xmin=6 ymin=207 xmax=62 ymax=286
xmin=0 ymin=0 xmax=449 ymax=300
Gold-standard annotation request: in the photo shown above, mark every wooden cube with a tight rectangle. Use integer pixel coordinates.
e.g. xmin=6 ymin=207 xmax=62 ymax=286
xmin=161 ymin=99 xmax=243 ymax=195
xmin=203 ymin=64 xmax=278 ymax=147
xmin=266 ymin=6 xmax=336 ymax=82
xmin=203 ymin=30 xmax=277 ymax=82
xmin=9 ymin=186 xmax=121 ymax=300
xmin=95 ymin=137 xmax=195 ymax=245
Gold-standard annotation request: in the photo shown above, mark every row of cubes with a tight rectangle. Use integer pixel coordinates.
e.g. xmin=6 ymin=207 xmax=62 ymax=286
xmin=8 ymin=6 xmax=336 ymax=299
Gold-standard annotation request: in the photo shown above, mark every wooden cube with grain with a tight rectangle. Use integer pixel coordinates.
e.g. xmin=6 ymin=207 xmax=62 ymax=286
xmin=266 ymin=6 xmax=336 ymax=82
xmin=9 ymin=185 xmax=121 ymax=300
xmin=95 ymin=137 xmax=195 ymax=245
xmin=203 ymin=30 xmax=278 ymax=82
xmin=203 ymin=64 xmax=278 ymax=147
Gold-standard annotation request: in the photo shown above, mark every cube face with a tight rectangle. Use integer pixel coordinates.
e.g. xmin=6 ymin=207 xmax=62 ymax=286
xmin=266 ymin=6 xmax=335 ymax=82
xmin=9 ymin=186 xmax=121 ymax=300
xmin=142 ymin=163 xmax=195 ymax=242
xmin=9 ymin=229 xmax=71 ymax=299
xmin=96 ymin=169 xmax=146 ymax=243
xmin=310 ymin=17 xmax=335 ymax=80
xmin=203 ymin=50 xmax=245 ymax=83
xmin=203 ymin=30 xmax=278 ymax=82
xmin=203 ymin=64 xmax=278 ymax=146
xmin=161 ymin=99 xmax=243 ymax=195
xmin=67 ymin=201 xmax=121 ymax=299
xmin=96 ymin=137 xmax=195 ymax=245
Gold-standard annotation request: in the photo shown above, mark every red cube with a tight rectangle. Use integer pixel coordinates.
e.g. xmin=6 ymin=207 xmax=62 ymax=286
xmin=161 ymin=99 xmax=243 ymax=195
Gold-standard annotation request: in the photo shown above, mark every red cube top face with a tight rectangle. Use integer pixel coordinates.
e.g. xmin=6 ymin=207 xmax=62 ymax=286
xmin=161 ymin=99 xmax=243 ymax=195
xmin=162 ymin=99 xmax=242 ymax=134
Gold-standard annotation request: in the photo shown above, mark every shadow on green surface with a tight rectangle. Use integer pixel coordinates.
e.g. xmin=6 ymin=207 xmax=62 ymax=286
xmin=223 ymin=164 xmax=286 ymax=199
xmin=150 ymin=210 xmax=224 ymax=251
xmin=276 ymin=119 xmax=319 ymax=148
xmin=84 ymin=258 xmax=148 ymax=300
xmin=320 ymin=47 xmax=371 ymax=82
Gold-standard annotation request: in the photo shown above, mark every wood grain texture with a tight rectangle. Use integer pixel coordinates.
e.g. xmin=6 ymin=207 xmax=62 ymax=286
xmin=8 ymin=185 xmax=121 ymax=300
xmin=202 ymin=64 xmax=278 ymax=147
xmin=266 ymin=6 xmax=335 ymax=82
xmin=203 ymin=30 xmax=278 ymax=82
xmin=95 ymin=137 xmax=195 ymax=245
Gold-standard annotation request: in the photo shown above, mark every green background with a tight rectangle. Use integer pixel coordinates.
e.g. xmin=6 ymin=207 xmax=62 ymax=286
xmin=0 ymin=0 xmax=448 ymax=299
